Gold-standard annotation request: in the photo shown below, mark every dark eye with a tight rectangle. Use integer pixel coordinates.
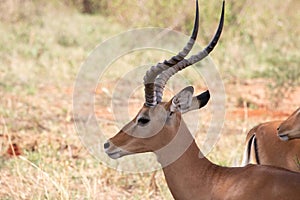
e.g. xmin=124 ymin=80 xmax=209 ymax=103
xmin=137 ymin=117 xmax=150 ymax=126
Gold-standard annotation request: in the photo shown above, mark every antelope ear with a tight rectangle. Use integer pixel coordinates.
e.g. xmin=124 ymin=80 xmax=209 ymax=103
xmin=182 ymin=90 xmax=210 ymax=114
xmin=169 ymin=86 xmax=194 ymax=113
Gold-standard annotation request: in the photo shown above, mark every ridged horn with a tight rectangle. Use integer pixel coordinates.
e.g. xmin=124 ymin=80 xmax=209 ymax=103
xmin=155 ymin=1 xmax=225 ymax=103
xmin=143 ymin=0 xmax=200 ymax=107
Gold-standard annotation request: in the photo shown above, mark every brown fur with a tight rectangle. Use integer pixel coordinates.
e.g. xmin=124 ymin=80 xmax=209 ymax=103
xmin=243 ymin=120 xmax=300 ymax=172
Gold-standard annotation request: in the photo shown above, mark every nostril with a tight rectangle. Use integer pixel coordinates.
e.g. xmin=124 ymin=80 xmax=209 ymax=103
xmin=104 ymin=142 xmax=110 ymax=149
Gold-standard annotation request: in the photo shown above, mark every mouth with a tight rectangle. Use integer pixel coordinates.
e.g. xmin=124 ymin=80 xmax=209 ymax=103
xmin=278 ymin=133 xmax=289 ymax=141
xmin=106 ymin=150 xmax=122 ymax=159
xmin=105 ymin=148 xmax=132 ymax=159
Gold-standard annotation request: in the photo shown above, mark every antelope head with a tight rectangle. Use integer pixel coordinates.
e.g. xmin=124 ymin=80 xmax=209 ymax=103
xmin=104 ymin=1 xmax=224 ymax=159
xmin=278 ymin=108 xmax=300 ymax=141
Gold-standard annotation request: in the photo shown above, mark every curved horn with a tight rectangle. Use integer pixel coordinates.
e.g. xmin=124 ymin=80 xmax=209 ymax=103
xmin=155 ymin=1 xmax=225 ymax=103
xmin=143 ymin=0 xmax=199 ymax=107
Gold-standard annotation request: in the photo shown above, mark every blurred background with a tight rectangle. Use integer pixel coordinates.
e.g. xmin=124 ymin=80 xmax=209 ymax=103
xmin=0 ymin=0 xmax=299 ymax=199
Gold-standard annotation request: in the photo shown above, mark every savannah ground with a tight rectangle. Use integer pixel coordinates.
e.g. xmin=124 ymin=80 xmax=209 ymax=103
xmin=0 ymin=0 xmax=299 ymax=199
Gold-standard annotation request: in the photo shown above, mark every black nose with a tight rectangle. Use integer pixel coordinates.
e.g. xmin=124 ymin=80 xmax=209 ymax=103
xmin=104 ymin=142 xmax=110 ymax=149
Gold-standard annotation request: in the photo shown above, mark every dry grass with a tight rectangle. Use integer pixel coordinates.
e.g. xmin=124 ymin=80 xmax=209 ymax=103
xmin=0 ymin=0 xmax=299 ymax=199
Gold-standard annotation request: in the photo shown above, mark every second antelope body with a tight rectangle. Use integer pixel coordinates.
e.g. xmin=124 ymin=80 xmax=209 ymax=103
xmin=104 ymin=1 xmax=300 ymax=199
xmin=242 ymin=107 xmax=300 ymax=172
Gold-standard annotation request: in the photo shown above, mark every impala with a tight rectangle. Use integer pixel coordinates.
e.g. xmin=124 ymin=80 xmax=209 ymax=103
xmin=104 ymin=1 xmax=300 ymax=199
xmin=278 ymin=107 xmax=300 ymax=141
xmin=242 ymin=120 xmax=300 ymax=172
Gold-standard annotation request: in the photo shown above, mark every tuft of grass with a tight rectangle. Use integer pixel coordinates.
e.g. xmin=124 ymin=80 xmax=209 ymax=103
xmin=254 ymin=52 xmax=300 ymax=106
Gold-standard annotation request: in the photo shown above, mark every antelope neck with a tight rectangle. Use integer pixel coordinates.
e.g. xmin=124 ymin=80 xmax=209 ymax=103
xmin=155 ymin=119 xmax=218 ymax=199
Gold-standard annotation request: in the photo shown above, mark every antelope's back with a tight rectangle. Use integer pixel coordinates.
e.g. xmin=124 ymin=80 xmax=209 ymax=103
xmin=242 ymin=121 xmax=300 ymax=172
